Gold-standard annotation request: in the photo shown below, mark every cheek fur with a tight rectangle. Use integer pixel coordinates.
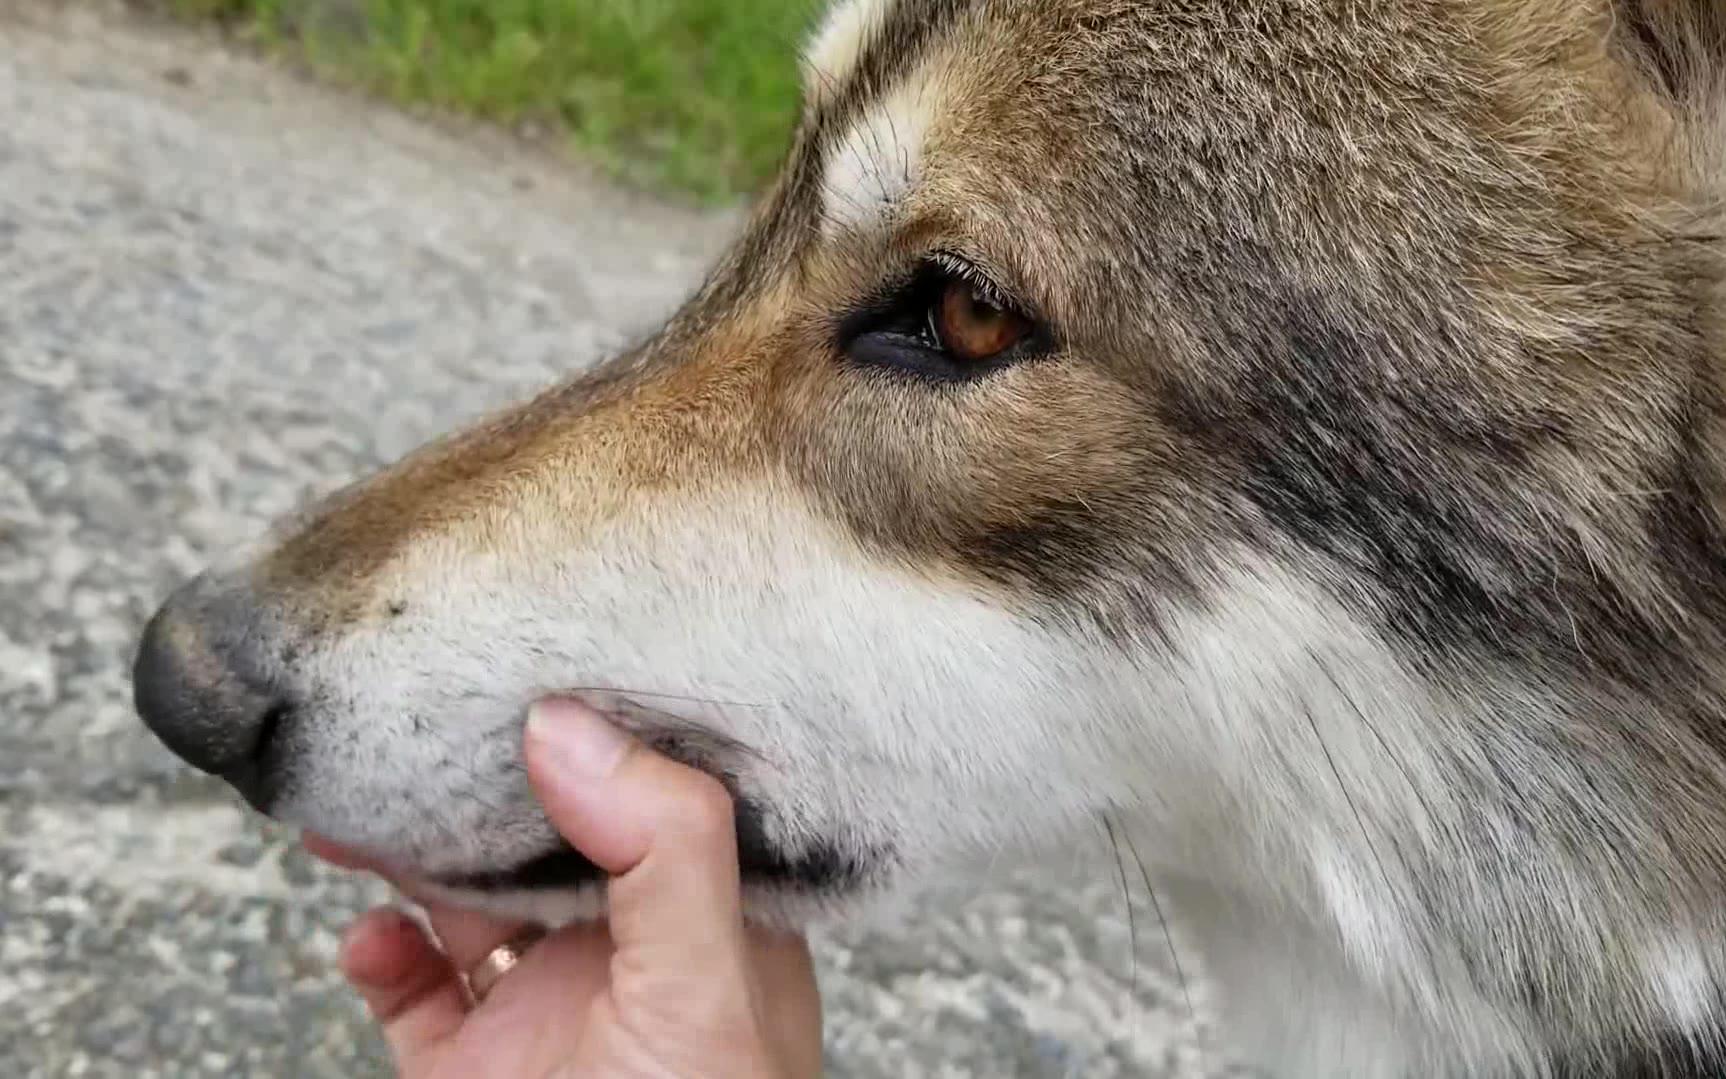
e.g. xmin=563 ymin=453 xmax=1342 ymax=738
xmin=267 ymin=484 xmax=1132 ymax=885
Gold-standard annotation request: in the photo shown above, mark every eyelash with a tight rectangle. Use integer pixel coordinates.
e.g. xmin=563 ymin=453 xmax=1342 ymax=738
xmin=924 ymin=252 xmax=1015 ymax=313
xmin=836 ymin=253 xmax=1045 ymax=381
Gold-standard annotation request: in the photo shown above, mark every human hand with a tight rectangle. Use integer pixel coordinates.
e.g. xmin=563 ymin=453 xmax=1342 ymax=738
xmin=306 ymin=699 xmax=823 ymax=1078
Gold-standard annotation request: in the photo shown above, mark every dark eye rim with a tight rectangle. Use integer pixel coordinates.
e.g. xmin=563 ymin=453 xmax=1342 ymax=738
xmin=837 ymin=254 xmax=1053 ymax=383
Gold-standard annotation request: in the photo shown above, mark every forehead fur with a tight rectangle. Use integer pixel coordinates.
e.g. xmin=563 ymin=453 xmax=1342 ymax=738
xmin=817 ymin=62 xmax=946 ymax=233
xmin=803 ymin=0 xmax=893 ymax=104
xmin=797 ymin=0 xmax=1716 ymax=341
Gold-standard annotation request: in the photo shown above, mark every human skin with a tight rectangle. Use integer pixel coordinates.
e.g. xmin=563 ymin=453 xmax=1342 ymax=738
xmin=307 ymin=699 xmax=824 ymax=1079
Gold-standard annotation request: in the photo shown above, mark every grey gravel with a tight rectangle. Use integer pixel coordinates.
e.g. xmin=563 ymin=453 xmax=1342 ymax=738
xmin=0 ymin=5 xmax=1242 ymax=1076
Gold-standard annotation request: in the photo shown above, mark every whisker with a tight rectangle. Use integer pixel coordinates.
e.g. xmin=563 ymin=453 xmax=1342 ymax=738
xmin=1300 ymin=662 xmax=1406 ymax=923
xmin=1314 ymin=658 xmax=1443 ymax=839
xmin=552 ymin=686 xmax=777 ymax=763
xmin=1120 ymin=824 xmax=1198 ymax=1034
xmin=557 ymin=685 xmax=775 ymax=711
xmin=1096 ymin=813 xmax=1139 ymax=1079
xmin=639 ymin=719 xmax=771 ymax=765
xmin=1099 ymin=814 xmax=1140 ymax=994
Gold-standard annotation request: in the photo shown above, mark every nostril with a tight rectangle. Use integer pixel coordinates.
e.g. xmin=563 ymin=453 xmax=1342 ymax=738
xmin=132 ymin=576 xmax=293 ymax=813
xmin=222 ymin=699 xmax=291 ymax=814
xmin=252 ymin=702 xmax=289 ymax=767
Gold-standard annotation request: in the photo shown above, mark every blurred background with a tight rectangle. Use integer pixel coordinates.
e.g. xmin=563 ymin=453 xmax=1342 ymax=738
xmin=0 ymin=2 xmax=1236 ymax=1075
xmin=170 ymin=0 xmax=813 ymax=202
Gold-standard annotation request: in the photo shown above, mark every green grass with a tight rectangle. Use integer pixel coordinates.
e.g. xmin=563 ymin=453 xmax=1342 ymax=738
xmin=171 ymin=0 xmax=819 ymax=202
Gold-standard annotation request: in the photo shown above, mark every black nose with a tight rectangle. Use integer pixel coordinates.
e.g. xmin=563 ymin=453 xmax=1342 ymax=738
xmin=132 ymin=575 xmax=287 ymax=812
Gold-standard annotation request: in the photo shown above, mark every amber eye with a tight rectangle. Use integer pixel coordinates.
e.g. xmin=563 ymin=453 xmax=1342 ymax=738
xmin=841 ymin=257 xmax=1045 ymax=380
xmin=929 ymin=280 xmax=1033 ymax=364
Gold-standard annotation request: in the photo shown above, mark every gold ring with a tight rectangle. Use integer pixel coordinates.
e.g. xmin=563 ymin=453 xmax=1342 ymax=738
xmin=464 ymin=928 xmax=547 ymax=1004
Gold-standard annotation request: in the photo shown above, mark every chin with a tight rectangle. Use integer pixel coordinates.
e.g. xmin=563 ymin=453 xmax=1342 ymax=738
xmin=415 ymin=852 xmax=889 ymax=931
xmin=303 ymin=789 xmax=895 ymax=930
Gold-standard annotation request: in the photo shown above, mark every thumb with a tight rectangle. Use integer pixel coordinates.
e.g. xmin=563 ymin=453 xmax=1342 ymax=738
xmin=522 ymin=698 xmax=751 ymax=973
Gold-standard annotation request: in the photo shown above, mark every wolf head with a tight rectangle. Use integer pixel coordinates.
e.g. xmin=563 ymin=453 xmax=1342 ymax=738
xmin=137 ymin=1 xmax=1726 ymax=1069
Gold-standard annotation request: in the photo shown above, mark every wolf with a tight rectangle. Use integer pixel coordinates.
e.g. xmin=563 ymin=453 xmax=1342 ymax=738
xmin=133 ymin=1 xmax=1726 ymax=1074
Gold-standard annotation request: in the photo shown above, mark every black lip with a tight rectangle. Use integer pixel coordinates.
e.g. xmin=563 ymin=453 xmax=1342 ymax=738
xmin=436 ymin=800 xmax=875 ymax=893
xmin=438 ymin=846 xmax=605 ymax=891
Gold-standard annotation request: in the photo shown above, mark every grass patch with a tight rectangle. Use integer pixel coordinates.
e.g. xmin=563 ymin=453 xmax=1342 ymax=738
xmin=168 ymin=0 xmax=819 ymax=202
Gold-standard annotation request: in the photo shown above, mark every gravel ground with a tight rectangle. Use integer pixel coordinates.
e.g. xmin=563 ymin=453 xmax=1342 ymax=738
xmin=0 ymin=5 xmax=1239 ymax=1076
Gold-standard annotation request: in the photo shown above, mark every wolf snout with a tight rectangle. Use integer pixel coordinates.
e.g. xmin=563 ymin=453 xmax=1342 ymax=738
xmin=132 ymin=573 xmax=289 ymax=812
